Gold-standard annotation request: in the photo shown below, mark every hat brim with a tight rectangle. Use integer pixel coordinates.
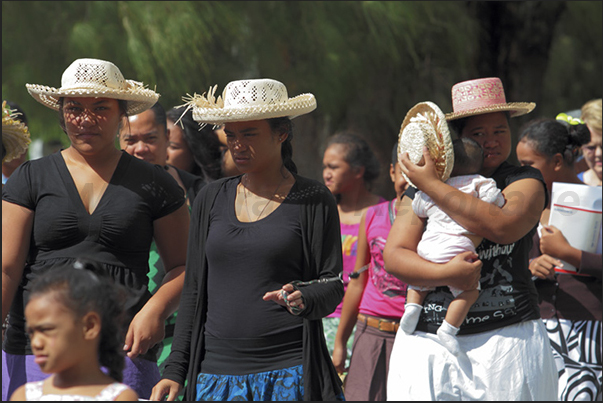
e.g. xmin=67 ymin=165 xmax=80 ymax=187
xmin=445 ymin=102 xmax=535 ymax=121
xmin=190 ymin=93 xmax=317 ymax=124
xmin=398 ymin=101 xmax=454 ymax=188
xmin=26 ymin=82 xmax=159 ymax=116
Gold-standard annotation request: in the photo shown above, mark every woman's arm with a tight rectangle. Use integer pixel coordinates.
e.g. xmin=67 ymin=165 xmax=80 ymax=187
xmin=124 ymin=203 xmax=190 ymax=359
xmin=332 ymin=212 xmax=370 ymax=373
xmin=2 ymin=201 xmax=34 ymax=322
xmin=383 ymin=194 xmax=482 ymax=290
xmin=400 ymin=148 xmax=545 ymax=245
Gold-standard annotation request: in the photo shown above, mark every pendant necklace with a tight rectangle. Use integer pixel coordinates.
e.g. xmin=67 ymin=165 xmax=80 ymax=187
xmin=243 ymin=174 xmax=287 ymax=222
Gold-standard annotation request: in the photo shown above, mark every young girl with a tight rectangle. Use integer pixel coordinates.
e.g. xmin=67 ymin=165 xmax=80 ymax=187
xmin=332 ymin=142 xmax=409 ymax=401
xmin=9 ymin=259 xmax=139 ymax=401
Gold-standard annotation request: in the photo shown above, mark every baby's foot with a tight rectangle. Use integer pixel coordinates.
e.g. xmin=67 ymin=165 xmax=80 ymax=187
xmin=437 ymin=320 xmax=461 ymax=356
xmin=400 ymin=303 xmax=422 ymax=334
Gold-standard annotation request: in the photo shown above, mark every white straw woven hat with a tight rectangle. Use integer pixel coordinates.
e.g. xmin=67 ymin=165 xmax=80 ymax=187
xmin=26 ymin=58 xmax=159 ymax=116
xmin=445 ymin=77 xmax=535 ymax=121
xmin=398 ymin=101 xmax=454 ymax=188
xmin=183 ymin=78 xmax=317 ymax=125
xmin=2 ymin=101 xmax=31 ymax=163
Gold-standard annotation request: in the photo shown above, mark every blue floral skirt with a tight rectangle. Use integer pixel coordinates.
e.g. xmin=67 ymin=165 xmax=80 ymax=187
xmin=196 ymin=364 xmax=303 ymax=401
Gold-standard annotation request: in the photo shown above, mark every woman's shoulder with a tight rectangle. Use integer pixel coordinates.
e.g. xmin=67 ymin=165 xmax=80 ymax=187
xmin=290 ymin=174 xmax=334 ymax=199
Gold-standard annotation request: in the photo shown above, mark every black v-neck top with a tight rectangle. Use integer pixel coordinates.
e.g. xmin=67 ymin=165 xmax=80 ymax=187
xmin=2 ymin=150 xmax=185 ymax=357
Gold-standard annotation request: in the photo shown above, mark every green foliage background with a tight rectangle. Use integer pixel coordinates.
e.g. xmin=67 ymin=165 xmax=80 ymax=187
xmin=3 ymin=1 xmax=601 ymax=198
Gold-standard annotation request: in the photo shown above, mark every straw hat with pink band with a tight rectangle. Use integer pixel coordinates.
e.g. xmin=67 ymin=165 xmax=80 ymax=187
xmin=445 ymin=77 xmax=535 ymax=121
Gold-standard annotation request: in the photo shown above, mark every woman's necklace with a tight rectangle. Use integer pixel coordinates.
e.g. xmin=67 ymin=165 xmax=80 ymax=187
xmin=243 ymin=174 xmax=287 ymax=222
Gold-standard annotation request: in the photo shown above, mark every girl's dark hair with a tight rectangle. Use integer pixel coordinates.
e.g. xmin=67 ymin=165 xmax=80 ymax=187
xmin=167 ymin=107 xmax=223 ymax=180
xmin=326 ymin=131 xmax=380 ymax=190
xmin=57 ymin=98 xmax=128 ymax=135
xmin=451 ymin=137 xmax=484 ymax=176
xmin=518 ymin=118 xmax=591 ymax=165
xmin=28 ymin=258 xmax=128 ymax=382
xmin=268 ymin=117 xmax=297 ymax=174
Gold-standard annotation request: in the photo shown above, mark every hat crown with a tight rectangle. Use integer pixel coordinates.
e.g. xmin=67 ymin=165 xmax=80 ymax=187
xmin=451 ymin=77 xmax=507 ymax=113
xmin=223 ymin=79 xmax=289 ymax=109
xmin=61 ymin=58 xmax=127 ymax=91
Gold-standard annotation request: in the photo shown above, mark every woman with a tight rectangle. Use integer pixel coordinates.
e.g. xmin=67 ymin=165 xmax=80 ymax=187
xmin=579 ymin=99 xmax=602 ymax=187
xmin=151 ymin=79 xmax=344 ymax=401
xmin=332 ymin=142 xmax=408 ymax=401
xmin=166 ymin=106 xmax=223 ymax=182
xmin=516 ymin=118 xmax=601 ymax=401
xmin=2 ymin=58 xmax=190 ymax=400
xmin=383 ymin=77 xmax=558 ymax=400
xmin=321 ymin=131 xmax=384 ymax=368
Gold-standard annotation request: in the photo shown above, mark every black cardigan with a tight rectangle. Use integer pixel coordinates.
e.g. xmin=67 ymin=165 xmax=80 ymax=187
xmin=162 ymin=174 xmax=345 ymax=401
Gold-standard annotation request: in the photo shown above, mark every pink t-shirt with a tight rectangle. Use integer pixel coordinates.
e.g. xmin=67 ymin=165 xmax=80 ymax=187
xmin=328 ymin=222 xmax=361 ymax=317
xmin=358 ymin=199 xmax=407 ymax=319
xmin=328 ymin=197 xmax=386 ymax=318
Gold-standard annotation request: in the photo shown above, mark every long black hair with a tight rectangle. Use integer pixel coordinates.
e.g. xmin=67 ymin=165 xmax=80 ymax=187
xmin=167 ymin=106 xmax=223 ymax=180
xmin=268 ymin=117 xmax=297 ymax=174
xmin=27 ymin=258 xmax=128 ymax=382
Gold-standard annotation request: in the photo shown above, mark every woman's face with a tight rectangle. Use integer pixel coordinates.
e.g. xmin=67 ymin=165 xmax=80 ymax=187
xmin=223 ymin=119 xmax=282 ymax=173
xmin=166 ymin=119 xmax=196 ymax=173
xmin=63 ymin=97 xmax=122 ymax=154
xmin=322 ymin=144 xmax=360 ymax=195
xmin=583 ymin=127 xmax=602 ymax=180
xmin=516 ymin=139 xmax=558 ymax=193
xmin=460 ymin=112 xmax=511 ymax=176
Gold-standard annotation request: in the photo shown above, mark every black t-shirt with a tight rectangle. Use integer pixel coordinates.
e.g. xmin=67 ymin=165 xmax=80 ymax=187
xmin=412 ymin=162 xmax=548 ymax=335
xmin=2 ymin=151 xmax=185 ymax=357
xmin=201 ymin=179 xmax=304 ymax=373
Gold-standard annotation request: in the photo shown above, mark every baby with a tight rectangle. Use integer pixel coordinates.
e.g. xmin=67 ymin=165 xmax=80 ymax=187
xmin=400 ymin=137 xmax=505 ymax=355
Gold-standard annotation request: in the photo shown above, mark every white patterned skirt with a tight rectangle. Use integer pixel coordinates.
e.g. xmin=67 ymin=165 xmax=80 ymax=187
xmin=543 ymin=318 xmax=602 ymax=401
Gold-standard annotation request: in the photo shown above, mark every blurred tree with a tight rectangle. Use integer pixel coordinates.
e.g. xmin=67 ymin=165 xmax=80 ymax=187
xmin=2 ymin=1 xmax=601 ymax=198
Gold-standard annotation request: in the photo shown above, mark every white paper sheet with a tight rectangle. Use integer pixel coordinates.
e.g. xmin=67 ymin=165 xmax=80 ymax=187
xmin=548 ymin=182 xmax=602 ymax=273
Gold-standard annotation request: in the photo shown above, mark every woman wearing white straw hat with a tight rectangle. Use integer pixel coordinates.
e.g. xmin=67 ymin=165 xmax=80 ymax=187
xmin=151 ymin=79 xmax=345 ymax=401
xmin=2 ymin=58 xmax=190 ymax=400
xmin=384 ymin=77 xmax=558 ymax=400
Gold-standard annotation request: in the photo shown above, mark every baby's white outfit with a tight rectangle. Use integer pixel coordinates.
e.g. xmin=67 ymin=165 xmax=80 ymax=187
xmin=411 ymin=174 xmax=505 ymax=297
xmin=24 ymin=381 xmax=130 ymax=401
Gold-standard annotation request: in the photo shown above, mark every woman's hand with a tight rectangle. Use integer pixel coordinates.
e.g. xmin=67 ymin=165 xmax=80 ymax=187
xmin=441 ymin=251 xmax=483 ymax=291
xmin=539 ymin=225 xmax=570 ymax=256
xmin=529 ymin=254 xmax=560 ymax=280
xmin=123 ymin=304 xmax=166 ymax=359
xmin=399 ymin=146 xmax=440 ymax=191
xmin=150 ymin=379 xmax=182 ymax=401
xmin=263 ymin=283 xmax=305 ymax=314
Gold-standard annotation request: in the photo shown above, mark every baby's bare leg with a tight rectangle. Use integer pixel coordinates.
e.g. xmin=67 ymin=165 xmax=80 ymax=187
xmin=437 ymin=289 xmax=480 ymax=355
xmin=400 ymin=288 xmax=429 ymax=334
xmin=445 ymin=289 xmax=480 ymax=328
